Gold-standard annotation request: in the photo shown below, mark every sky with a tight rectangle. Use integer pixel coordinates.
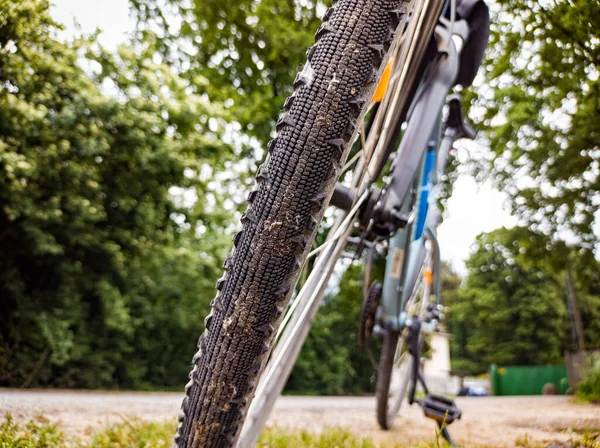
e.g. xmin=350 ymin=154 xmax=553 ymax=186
xmin=50 ymin=0 xmax=518 ymax=275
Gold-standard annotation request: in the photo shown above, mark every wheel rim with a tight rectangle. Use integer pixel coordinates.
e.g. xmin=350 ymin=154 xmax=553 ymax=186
xmin=384 ymin=253 xmax=433 ymax=425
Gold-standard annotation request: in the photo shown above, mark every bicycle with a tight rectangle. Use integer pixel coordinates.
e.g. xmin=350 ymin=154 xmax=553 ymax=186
xmin=369 ymin=93 xmax=478 ymax=445
xmin=174 ymin=0 xmax=490 ymax=446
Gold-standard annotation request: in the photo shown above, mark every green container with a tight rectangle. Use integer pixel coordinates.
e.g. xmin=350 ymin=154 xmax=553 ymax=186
xmin=490 ymin=364 xmax=569 ymax=396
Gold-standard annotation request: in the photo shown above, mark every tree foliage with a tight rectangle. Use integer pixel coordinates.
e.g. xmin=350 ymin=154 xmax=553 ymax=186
xmin=473 ymin=0 xmax=600 ymax=250
xmin=130 ymin=0 xmax=324 ymax=143
xmin=0 ymin=0 xmax=234 ymax=388
xmin=4 ymin=0 xmax=600 ymax=394
xmin=286 ymin=263 xmax=381 ymax=395
xmin=448 ymin=226 xmax=600 ymax=374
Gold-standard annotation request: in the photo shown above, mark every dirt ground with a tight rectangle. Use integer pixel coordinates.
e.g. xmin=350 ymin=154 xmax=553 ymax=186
xmin=1 ymin=389 xmax=598 ymax=446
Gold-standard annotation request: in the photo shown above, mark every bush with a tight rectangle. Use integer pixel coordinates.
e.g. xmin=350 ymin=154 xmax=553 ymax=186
xmin=577 ymin=356 xmax=600 ymax=403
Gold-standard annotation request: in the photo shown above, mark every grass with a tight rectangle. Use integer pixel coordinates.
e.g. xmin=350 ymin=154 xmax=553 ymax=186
xmin=515 ymin=431 xmax=600 ymax=448
xmin=0 ymin=415 xmax=446 ymax=448
xmin=88 ymin=418 xmax=173 ymax=447
xmin=259 ymin=427 xmax=389 ymax=447
xmin=1 ymin=414 xmax=599 ymax=448
xmin=0 ymin=414 xmax=65 ymax=447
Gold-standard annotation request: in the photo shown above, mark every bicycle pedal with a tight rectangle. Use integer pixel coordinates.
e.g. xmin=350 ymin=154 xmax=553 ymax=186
xmin=419 ymin=394 xmax=461 ymax=425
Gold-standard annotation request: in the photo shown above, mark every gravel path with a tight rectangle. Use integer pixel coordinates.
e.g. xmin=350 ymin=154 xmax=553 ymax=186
xmin=1 ymin=389 xmax=598 ymax=446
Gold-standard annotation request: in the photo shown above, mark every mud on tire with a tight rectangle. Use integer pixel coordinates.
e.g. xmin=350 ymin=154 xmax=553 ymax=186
xmin=175 ymin=0 xmax=409 ymax=446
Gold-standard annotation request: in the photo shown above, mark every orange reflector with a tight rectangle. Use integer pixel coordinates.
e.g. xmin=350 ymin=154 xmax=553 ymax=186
xmin=424 ymin=269 xmax=433 ymax=286
xmin=372 ymin=60 xmax=393 ymax=103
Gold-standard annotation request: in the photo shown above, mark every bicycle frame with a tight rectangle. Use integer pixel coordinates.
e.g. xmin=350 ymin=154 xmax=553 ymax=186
xmin=237 ymin=1 xmax=488 ymax=445
xmin=380 ymin=121 xmax=443 ymax=329
xmin=379 ymin=1 xmax=482 ymax=330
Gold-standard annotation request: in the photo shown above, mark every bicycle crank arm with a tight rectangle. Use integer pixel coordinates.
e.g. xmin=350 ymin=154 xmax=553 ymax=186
xmin=406 ymin=317 xmax=461 ymax=446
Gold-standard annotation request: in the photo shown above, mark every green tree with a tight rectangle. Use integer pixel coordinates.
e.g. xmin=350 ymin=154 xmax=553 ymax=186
xmin=285 ymin=257 xmax=385 ymax=395
xmin=448 ymin=227 xmax=571 ymax=374
xmin=565 ymin=258 xmax=600 ymax=350
xmin=0 ymin=0 xmax=234 ymax=388
xmin=284 ymin=309 xmax=356 ymax=395
xmin=286 ymin=263 xmax=382 ymax=395
xmin=473 ymin=0 xmax=600 ymax=251
xmin=130 ymin=0 xmax=324 ymax=143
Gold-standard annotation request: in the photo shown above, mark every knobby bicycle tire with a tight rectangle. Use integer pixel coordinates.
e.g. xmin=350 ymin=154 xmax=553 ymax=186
xmin=175 ymin=0 xmax=411 ymax=446
xmin=376 ymin=329 xmax=401 ymax=429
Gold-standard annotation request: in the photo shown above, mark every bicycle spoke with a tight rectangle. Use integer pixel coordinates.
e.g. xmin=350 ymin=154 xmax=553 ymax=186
xmin=306 ymin=190 xmax=368 ymax=260
xmin=341 ymin=149 xmax=363 ymax=175
xmin=238 ymin=198 xmax=361 ymax=447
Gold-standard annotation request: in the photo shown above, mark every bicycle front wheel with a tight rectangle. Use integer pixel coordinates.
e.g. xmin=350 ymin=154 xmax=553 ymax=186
xmin=174 ymin=0 xmax=408 ymax=446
